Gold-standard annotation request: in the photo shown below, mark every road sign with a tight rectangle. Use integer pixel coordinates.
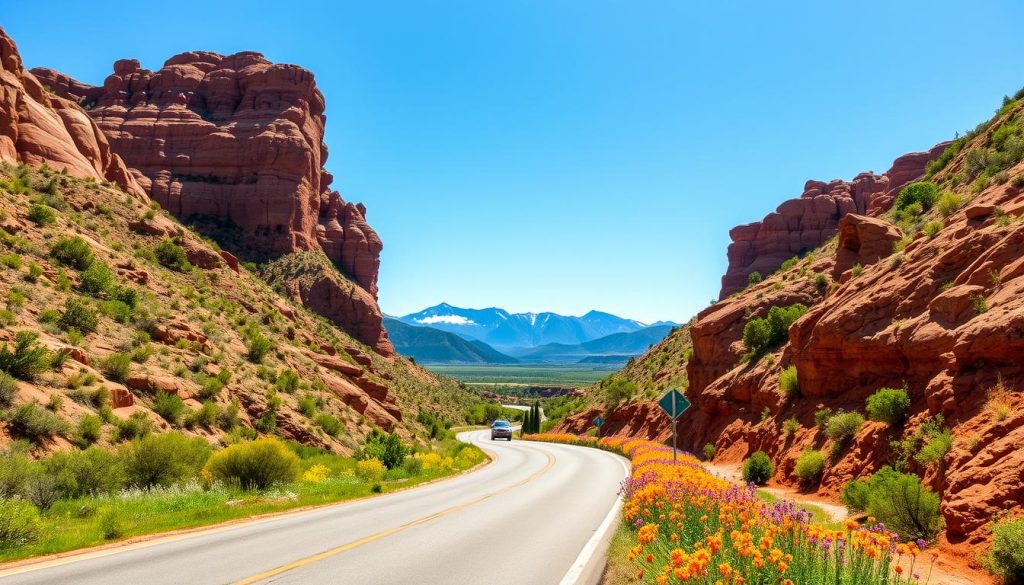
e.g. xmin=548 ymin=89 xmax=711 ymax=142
xmin=657 ymin=389 xmax=690 ymax=463
xmin=658 ymin=389 xmax=690 ymax=419
xmin=593 ymin=416 xmax=604 ymax=427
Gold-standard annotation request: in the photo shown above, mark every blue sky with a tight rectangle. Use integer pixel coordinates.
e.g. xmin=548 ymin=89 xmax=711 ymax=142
xmin=7 ymin=1 xmax=1024 ymax=323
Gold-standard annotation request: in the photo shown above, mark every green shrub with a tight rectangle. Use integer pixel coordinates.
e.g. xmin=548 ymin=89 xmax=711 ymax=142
xmin=314 ymin=413 xmax=342 ymax=437
xmin=79 ymin=261 xmax=114 ymax=296
xmin=204 ymin=437 xmax=300 ymax=490
xmin=98 ymin=300 xmax=133 ymax=324
xmin=77 ymin=414 xmax=102 ymax=446
xmin=0 ymin=498 xmax=41 ymax=549
xmin=360 ymin=430 xmax=407 ymax=469
xmin=741 ymin=451 xmax=774 ymax=485
xmin=8 ymin=403 xmax=68 ymax=442
xmin=840 ymin=466 xmax=941 ymax=540
xmin=0 ymin=332 xmax=51 ymax=381
xmin=49 ymin=236 xmax=93 ymax=270
xmin=936 ymin=192 xmax=965 ymax=218
xmin=115 ymin=411 xmax=153 ymax=441
xmin=742 ymin=304 xmax=808 ymax=357
xmin=794 ymin=450 xmax=825 ymax=484
xmin=198 ymin=377 xmax=223 ymax=400
xmin=782 ymin=417 xmax=800 ymax=435
xmin=245 ymin=330 xmax=274 ymax=363
xmin=26 ymin=204 xmax=55 ymax=226
xmin=778 ymin=365 xmax=799 ymax=398
xmin=826 ymin=412 xmax=865 ymax=445
xmin=866 ymin=388 xmax=911 ymax=425
xmin=747 ymin=271 xmax=762 ymax=286
xmin=895 ymin=181 xmax=939 ymax=212
xmin=402 ymin=456 xmax=424 ymax=476
xmin=153 ymin=239 xmax=191 ymax=271
xmin=973 ymin=295 xmax=989 ymax=314
xmin=0 ymin=372 xmax=16 ymax=407
xmin=923 ymin=221 xmax=942 ymax=239
xmin=42 ymin=446 xmax=126 ymax=498
xmin=100 ymin=509 xmax=124 ymax=539
xmin=915 ymin=430 xmax=953 ymax=467
xmin=985 ymin=517 xmax=1024 ymax=583
xmin=122 ymin=432 xmax=212 ymax=487
xmin=297 ymin=394 xmax=317 ymax=418
xmin=99 ymin=352 xmax=132 ymax=383
xmin=702 ymin=443 xmax=716 ymax=461
xmin=186 ymin=401 xmax=219 ymax=429
xmin=275 ymin=369 xmax=299 ymax=393
xmin=0 ymin=254 xmax=21 ymax=270
xmin=152 ymin=391 xmax=185 ymax=425
xmin=58 ymin=298 xmax=99 ymax=334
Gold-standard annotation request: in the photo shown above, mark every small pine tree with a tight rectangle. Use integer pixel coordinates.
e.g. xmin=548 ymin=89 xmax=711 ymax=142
xmin=521 ymin=410 xmax=532 ymax=435
xmin=532 ymin=402 xmax=541 ymax=433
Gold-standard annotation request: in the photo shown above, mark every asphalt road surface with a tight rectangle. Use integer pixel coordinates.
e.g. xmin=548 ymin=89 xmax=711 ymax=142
xmin=0 ymin=429 xmax=628 ymax=585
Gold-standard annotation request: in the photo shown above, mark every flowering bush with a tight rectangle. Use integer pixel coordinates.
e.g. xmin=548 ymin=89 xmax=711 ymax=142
xmin=526 ymin=433 xmax=934 ymax=584
xmin=301 ymin=464 xmax=330 ymax=484
xmin=355 ymin=458 xmax=387 ymax=483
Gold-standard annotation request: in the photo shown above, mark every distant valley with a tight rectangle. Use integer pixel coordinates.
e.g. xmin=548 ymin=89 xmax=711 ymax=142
xmin=385 ymin=304 xmax=677 ymax=366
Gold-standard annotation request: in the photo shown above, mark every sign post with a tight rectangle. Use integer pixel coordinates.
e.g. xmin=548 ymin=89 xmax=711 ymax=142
xmin=657 ymin=389 xmax=690 ymax=463
xmin=593 ymin=415 xmax=604 ymax=438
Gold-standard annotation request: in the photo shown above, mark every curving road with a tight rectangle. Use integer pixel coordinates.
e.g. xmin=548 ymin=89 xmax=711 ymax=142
xmin=0 ymin=430 xmax=628 ymax=585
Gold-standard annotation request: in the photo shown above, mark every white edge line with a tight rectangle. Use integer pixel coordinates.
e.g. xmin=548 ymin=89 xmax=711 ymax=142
xmin=558 ymin=448 xmax=631 ymax=585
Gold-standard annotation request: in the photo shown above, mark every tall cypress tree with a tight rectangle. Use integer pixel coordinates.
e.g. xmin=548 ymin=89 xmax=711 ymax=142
xmin=531 ymin=402 xmax=541 ymax=433
xmin=521 ymin=410 xmax=531 ymax=435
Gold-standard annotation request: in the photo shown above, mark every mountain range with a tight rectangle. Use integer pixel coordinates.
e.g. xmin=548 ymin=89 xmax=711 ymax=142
xmin=385 ymin=304 xmax=677 ymax=364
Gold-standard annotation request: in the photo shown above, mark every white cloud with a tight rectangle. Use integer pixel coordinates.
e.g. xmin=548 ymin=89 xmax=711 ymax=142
xmin=415 ymin=315 xmax=477 ymax=326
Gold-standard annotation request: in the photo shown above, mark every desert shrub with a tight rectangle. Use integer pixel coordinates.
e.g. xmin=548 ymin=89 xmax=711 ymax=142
xmin=741 ymin=451 xmax=774 ymax=485
xmin=985 ymin=517 xmax=1024 ymax=584
xmin=936 ymin=192 xmax=965 ymax=218
xmin=197 ymin=376 xmax=223 ymax=400
xmin=922 ymin=221 xmax=942 ymax=239
xmin=0 ymin=332 xmax=51 ymax=381
xmin=122 ymin=432 xmax=212 ymax=488
xmin=402 ymin=456 xmax=423 ymax=476
xmin=49 ymin=236 xmax=93 ymax=270
xmin=841 ymin=466 xmax=941 ymax=540
xmin=782 ymin=417 xmax=800 ymax=435
xmin=314 ymin=413 xmax=342 ymax=437
xmin=360 ymin=430 xmax=407 ymax=469
xmin=185 ymin=401 xmax=219 ymax=430
xmin=99 ymin=352 xmax=132 ymax=383
xmin=275 ymin=369 xmax=299 ymax=393
xmin=218 ymin=400 xmax=241 ymax=431
xmin=973 ymin=295 xmax=990 ymax=314
xmin=747 ymin=271 xmax=762 ymax=285
xmin=895 ymin=181 xmax=939 ymax=212
xmin=778 ymin=365 xmax=799 ymax=398
xmin=42 ymin=446 xmax=126 ymax=498
xmin=57 ymin=298 xmax=99 ymax=334
xmin=100 ymin=509 xmax=124 ymax=539
xmin=115 ymin=411 xmax=153 ymax=441
xmin=355 ymin=458 xmax=387 ymax=483
xmin=915 ymin=429 xmax=953 ymax=467
xmin=702 ymin=443 xmax=716 ymax=461
xmin=153 ymin=239 xmax=190 ymax=271
xmin=866 ymin=388 xmax=911 ymax=425
xmin=742 ymin=304 xmax=808 ymax=357
xmin=77 ymin=414 xmax=102 ymax=446
xmin=152 ymin=391 xmax=185 ymax=425
xmin=297 ymin=394 xmax=317 ymax=418
xmin=603 ymin=378 xmax=638 ymax=410
xmin=826 ymin=412 xmax=864 ymax=447
xmin=245 ymin=329 xmax=274 ymax=363
xmin=79 ymin=261 xmax=114 ymax=296
xmin=8 ymin=403 xmax=68 ymax=442
xmin=0 ymin=499 xmax=41 ymax=549
xmin=794 ymin=450 xmax=825 ymax=484
xmin=26 ymin=204 xmax=55 ymax=226
xmin=204 ymin=437 xmax=300 ymax=490
xmin=0 ymin=372 xmax=16 ymax=406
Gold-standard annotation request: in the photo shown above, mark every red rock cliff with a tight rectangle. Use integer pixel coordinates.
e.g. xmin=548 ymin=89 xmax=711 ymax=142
xmin=0 ymin=27 xmax=144 ymax=198
xmin=32 ymin=54 xmax=392 ymax=354
xmin=720 ymin=144 xmax=948 ymax=298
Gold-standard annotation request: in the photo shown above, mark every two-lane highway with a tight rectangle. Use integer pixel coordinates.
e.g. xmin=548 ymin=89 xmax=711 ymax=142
xmin=0 ymin=430 xmax=628 ymax=585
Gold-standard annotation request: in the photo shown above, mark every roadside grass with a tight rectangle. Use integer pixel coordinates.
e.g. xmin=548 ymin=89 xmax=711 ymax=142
xmin=0 ymin=440 xmax=486 ymax=563
xmin=756 ymin=489 xmax=839 ymax=529
xmin=603 ymin=524 xmax=643 ymax=584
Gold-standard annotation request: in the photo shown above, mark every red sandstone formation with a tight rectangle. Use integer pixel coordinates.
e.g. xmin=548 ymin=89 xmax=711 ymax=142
xmin=720 ymin=143 xmax=948 ymax=298
xmin=32 ymin=53 xmax=392 ymax=354
xmin=0 ymin=27 xmax=143 ymax=198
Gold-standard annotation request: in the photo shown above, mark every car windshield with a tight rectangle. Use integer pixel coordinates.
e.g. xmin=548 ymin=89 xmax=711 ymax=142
xmin=492 ymin=421 xmax=510 ymax=428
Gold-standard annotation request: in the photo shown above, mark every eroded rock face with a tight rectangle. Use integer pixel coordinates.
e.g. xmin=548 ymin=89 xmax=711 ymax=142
xmin=719 ymin=144 xmax=947 ymax=298
xmin=833 ymin=214 xmax=902 ymax=279
xmin=32 ymin=52 xmax=392 ymax=354
xmin=0 ymin=27 xmax=144 ymax=198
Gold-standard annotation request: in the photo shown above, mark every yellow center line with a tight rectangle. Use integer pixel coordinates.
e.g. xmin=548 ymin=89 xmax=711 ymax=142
xmin=234 ymin=444 xmax=558 ymax=585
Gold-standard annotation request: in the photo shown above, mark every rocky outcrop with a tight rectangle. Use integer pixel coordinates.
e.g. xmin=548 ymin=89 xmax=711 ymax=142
xmin=0 ymin=27 xmax=144 ymax=198
xmin=832 ymin=214 xmax=903 ymax=279
xmin=31 ymin=52 xmax=392 ymax=354
xmin=719 ymin=143 xmax=948 ymax=298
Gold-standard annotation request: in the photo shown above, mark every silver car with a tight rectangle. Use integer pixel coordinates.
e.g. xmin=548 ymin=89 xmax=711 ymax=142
xmin=490 ymin=419 xmax=513 ymax=440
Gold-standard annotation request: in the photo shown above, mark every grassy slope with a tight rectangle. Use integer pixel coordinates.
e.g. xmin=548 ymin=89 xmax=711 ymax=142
xmin=0 ymin=163 xmax=483 ymax=454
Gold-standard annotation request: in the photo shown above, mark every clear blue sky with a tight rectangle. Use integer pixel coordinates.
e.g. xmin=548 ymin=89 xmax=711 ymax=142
xmin=7 ymin=1 xmax=1024 ymax=323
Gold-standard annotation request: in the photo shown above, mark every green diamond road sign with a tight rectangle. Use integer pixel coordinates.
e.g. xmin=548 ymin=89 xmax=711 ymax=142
xmin=658 ymin=389 xmax=690 ymax=420
xmin=593 ymin=416 xmax=604 ymax=427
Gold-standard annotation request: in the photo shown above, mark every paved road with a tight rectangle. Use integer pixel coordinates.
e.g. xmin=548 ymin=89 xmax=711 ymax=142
xmin=0 ymin=430 xmax=628 ymax=585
